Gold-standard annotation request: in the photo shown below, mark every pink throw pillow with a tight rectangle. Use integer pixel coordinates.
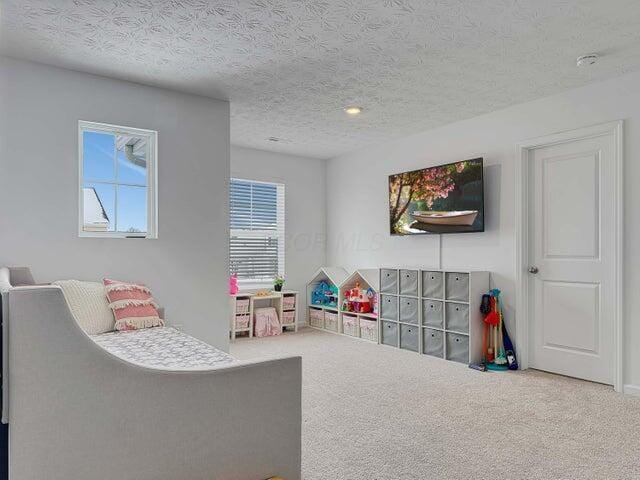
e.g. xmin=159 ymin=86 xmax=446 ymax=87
xmin=103 ymin=278 xmax=164 ymax=331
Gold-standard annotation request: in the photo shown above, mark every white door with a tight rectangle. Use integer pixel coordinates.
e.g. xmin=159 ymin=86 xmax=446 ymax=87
xmin=528 ymin=132 xmax=617 ymax=385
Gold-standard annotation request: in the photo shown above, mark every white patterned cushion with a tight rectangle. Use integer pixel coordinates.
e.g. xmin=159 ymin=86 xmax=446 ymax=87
xmin=53 ymin=280 xmax=115 ymax=334
xmin=91 ymin=327 xmax=236 ymax=370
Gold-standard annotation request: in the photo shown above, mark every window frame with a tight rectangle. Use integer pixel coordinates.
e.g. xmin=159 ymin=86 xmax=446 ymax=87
xmin=229 ymin=177 xmax=285 ymax=287
xmin=78 ymin=120 xmax=158 ymax=239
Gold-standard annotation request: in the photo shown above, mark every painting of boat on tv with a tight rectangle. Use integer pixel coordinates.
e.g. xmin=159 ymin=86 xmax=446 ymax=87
xmin=388 ymin=158 xmax=484 ymax=235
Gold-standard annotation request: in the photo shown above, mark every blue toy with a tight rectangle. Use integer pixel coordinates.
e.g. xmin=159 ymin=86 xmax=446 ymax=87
xmin=311 ymin=281 xmax=329 ymax=305
xmin=327 ymin=285 xmax=339 ymax=307
xmin=311 ymin=281 xmax=339 ymax=307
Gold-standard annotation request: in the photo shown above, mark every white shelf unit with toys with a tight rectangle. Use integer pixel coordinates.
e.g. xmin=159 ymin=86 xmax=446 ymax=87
xmin=338 ymin=269 xmax=380 ymax=343
xmin=229 ymin=290 xmax=299 ymax=341
xmin=306 ymin=267 xmax=349 ymax=332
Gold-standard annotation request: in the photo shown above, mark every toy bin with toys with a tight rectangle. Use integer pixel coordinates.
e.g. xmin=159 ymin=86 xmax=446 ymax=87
xmin=338 ymin=269 xmax=380 ymax=342
xmin=306 ymin=267 xmax=349 ymax=332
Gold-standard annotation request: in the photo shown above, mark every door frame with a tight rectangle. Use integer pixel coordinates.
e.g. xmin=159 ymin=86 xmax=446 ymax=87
xmin=515 ymin=121 xmax=624 ymax=392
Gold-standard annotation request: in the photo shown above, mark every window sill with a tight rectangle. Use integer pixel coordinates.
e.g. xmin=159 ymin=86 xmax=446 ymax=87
xmin=237 ymin=281 xmax=276 ymax=292
xmin=79 ymin=231 xmax=157 ymax=239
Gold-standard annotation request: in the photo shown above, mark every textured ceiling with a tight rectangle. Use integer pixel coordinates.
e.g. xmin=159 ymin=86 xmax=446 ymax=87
xmin=2 ymin=1 xmax=640 ymax=159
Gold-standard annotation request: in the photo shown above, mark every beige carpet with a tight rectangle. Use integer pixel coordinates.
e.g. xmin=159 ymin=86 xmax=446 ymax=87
xmin=231 ymin=328 xmax=640 ymax=480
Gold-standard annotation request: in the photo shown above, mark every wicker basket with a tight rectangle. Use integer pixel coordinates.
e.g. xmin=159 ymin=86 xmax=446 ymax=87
xmin=235 ymin=314 xmax=251 ymax=330
xmin=235 ymin=298 xmax=250 ymax=314
xmin=342 ymin=315 xmax=359 ymax=336
xmin=324 ymin=311 xmax=339 ymax=331
xmin=309 ymin=308 xmax=324 ymax=328
xmin=282 ymin=310 xmax=296 ymax=325
xmin=283 ymin=296 xmax=296 ymax=310
xmin=359 ymin=318 xmax=378 ymax=342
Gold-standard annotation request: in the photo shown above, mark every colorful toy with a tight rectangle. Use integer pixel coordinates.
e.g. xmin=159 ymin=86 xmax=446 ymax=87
xmin=367 ymin=288 xmax=378 ymax=316
xmin=491 ymin=288 xmax=508 ymax=366
xmin=492 ymin=289 xmax=518 ymax=370
xmin=311 ymin=281 xmax=329 ymax=305
xmin=311 ymin=281 xmax=339 ymax=307
xmin=342 ymin=282 xmax=373 ymax=314
xmin=329 ymin=285 xmax=339 ymax=306
xmin=481 ymin=289 xmax=514 ymax=371
xmin=483 ymin=297 xmax=499 ymax=363
xmin=229 ymin=274 xmax=239 ymax=295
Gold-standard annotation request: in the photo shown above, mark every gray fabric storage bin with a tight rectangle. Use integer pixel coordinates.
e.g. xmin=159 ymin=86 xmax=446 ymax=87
xmin=422 ymin=328 xmax=444 ymax=358
xmin=380 ymin=295 xmax=398 ymax=321
xmin=399 ymin=297 xmax=419 ymax=324
xmin=422 ymin=271 xmax=443 ymax=299
xmin=445 ymin=302 xmax=469 ymax=333
xmin=445 ymin=272 xmax=469 ymax=301
xmin=446 ymin=332 xmax=470 ymax=364
xmin=381 ymin=321 xmax=398 ymax=347
xmin=400 ymin=324 xmax=419 ymax=352
xmin=380 ymin=269 xmax=398 ymax=294
xmin=422 ymin=300 xmax=444 ymax=328
xmin=399 ymin=269 xmax=419 ymax=296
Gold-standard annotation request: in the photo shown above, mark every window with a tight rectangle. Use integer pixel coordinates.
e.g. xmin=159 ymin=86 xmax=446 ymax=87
xmin=79 ymin=121 xmax=157 ymax=238
xmin=229 ymin=178 xmax=285 ymax=284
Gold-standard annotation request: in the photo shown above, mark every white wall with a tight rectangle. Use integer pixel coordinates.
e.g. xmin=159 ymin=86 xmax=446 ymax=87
xmin=326 ymin=69 xmax=640 ymax=391
xmin=231 ymin=146 xmax=326 ymax=318
xmin=0 ymin=57 xmax=231 ymax=350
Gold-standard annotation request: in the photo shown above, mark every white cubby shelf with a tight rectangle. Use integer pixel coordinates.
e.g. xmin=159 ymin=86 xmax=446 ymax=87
xmin=229 ymin=290 xmax=299 ymax=340
xmin=379 ymin=268 xmax=489 ymax=365
xmin=338 ymin=269 xmax=380 ymax=342
xmin=306 ymin=266 xmax=490 ymax=366
xmin=306 ymin=267 xmax=349 ymax=332
xmin=307 ymin=267 xmax=380 ymax=343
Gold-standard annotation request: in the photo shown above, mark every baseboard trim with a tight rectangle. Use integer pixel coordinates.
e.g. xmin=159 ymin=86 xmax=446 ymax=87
xmin=623 ymin=384 xmax=640 ymax=397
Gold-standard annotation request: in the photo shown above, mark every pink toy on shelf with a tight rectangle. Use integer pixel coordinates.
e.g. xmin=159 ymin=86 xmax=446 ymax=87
xmin=344 ymin=282 xmax=372 ymax=314
xmin=229 ymin=274 xmax=239 ymax=295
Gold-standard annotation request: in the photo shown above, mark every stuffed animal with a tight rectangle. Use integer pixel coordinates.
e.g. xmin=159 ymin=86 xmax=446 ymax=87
xmin=229 ymin=274 xmax=239 ymax=295
xmin=367 ymin=288 xmax=378 ymax=314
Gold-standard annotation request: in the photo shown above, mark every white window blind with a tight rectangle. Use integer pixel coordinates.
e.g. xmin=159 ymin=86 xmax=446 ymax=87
xmin=229 ymin=178 xmax=285 ymax=282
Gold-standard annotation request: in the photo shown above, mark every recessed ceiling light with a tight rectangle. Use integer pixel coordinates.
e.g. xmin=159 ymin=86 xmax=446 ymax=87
xmin=576 ymin=54 xmax=598 ymax=67
xmin=344 ymin=105 xmax=363 ymax=116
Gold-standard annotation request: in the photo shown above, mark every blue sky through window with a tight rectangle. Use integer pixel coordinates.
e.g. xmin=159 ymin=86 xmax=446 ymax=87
xmin=83 ymin=131 xmax=115 ymax=182
xmin=82 ymin=130 xmax=148 ymax=233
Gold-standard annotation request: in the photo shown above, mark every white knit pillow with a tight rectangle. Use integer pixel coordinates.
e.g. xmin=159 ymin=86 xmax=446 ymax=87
xmin=53 ymin=280 xmax=115 ymax=334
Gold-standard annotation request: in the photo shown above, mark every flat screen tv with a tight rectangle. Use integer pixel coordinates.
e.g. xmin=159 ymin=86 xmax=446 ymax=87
xmin=389 ymin=157 xmax=484 ymax=235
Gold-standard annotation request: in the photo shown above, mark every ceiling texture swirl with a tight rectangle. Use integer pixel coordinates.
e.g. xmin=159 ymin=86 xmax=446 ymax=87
xmin=2 ymin=0 xmax=640 ymax=158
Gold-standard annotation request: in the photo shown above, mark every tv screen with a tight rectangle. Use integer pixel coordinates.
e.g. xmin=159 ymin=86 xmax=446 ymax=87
xmin=389 ymin=158 xmax=484 ymax=235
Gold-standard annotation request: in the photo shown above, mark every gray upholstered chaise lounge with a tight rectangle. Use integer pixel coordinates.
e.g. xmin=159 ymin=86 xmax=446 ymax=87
xmin=0 ymin=267 xmax=301 ymax=480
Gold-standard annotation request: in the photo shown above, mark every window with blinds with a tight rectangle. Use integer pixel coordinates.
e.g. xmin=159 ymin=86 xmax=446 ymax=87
xmin=229 ymin=178 xmax=285 ymax=283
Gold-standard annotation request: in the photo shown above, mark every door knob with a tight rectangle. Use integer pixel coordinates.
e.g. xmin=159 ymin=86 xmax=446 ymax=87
xmin=528 ymin=266 xmax=539 ymax=274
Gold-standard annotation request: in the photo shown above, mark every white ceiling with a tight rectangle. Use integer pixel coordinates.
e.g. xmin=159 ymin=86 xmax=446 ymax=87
xmin=2 ymin=1 xmax=640 ymax=159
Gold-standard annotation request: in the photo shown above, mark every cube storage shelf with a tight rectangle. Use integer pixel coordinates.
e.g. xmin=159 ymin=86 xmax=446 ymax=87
xmin=307 ymin=266 xmax=489 ymax=364
xmin=229 ymin=290 xmax=299 ymax=340
xmin=379 ymin=268 xmax=489 ymax=364
xmin=307 ymin=266 xmax=349 ymax=331
xmin=307 ymin=267 xmax=380 ymax=343
xmin=338 ymin=269 xmax=380 ymax=343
